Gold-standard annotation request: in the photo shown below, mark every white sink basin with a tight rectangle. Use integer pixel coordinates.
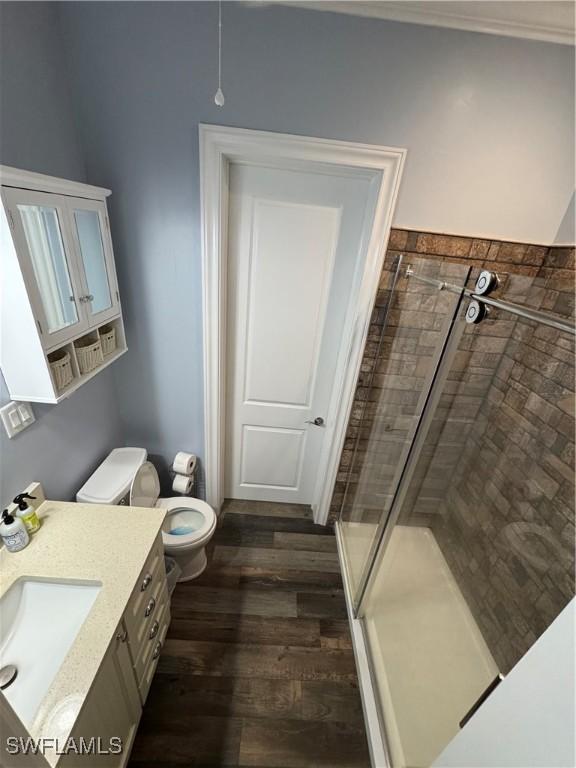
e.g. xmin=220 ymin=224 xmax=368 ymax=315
xmin=0 ymin=578 xmax=101 ymax=728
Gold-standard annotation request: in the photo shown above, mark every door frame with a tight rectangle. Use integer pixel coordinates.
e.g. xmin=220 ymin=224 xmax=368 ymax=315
xmin=200 ymin=124 xmax=406 ymax=524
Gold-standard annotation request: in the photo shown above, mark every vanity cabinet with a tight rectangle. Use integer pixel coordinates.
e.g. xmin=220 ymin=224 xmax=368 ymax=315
xmin=0 ymin=166 xmax=127 ymax=403
xmin=124 ymin=534 xmax=171 ymax=705
xmin=61 ymin=620 xmax=141 ymax=768
xmin=61 ymin=533 xmax=170 ymax=767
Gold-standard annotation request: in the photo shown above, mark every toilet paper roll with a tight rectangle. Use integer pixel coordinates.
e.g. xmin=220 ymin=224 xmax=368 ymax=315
xmin=172 ymin=473 xmax=193 ymax=495
xmin=172 ymin=451 xmax=197 ymax=476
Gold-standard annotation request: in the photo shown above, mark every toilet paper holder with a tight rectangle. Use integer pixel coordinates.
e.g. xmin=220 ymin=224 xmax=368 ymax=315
xmin=170 ymin=451 xmax=197 ymax=496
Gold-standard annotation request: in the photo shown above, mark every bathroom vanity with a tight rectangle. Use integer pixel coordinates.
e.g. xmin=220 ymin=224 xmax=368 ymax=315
xmin=0 ymin=493 xmax=169 ymax=767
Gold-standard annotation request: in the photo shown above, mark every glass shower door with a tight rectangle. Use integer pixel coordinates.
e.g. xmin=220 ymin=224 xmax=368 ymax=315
xmin=358 ymin=280 xmax=575 ymax=767
xmin=338 ymin=256 xmax=470 ymax=601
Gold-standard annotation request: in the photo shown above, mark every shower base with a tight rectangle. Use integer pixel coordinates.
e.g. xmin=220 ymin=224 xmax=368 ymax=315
xmin=343 ymin=523 xmax=499 ymax=767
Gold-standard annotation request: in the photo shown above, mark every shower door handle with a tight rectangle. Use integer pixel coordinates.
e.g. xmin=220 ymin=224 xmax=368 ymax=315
xmin=305 ymin=417 xmax=325 ymax=427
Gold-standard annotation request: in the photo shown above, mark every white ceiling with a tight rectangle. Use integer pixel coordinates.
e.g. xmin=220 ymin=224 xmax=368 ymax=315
xmin=267 ymin=1 xmax=575 ymax=45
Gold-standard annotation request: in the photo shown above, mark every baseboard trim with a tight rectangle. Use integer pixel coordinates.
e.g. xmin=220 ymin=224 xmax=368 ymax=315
xmin=335 ymin=521 xmax=390 ymax=768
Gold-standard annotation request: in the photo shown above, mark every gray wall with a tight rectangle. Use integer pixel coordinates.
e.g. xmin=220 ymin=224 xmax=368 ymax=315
xmin=56 ymin=1 xmax=574 ymax=491
xmin=0 ymin=2 xmax=122 ymax=504
xmin=1 ymin=2 xmax=573 ymax=500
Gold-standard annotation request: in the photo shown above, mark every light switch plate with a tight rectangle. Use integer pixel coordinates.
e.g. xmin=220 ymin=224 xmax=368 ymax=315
xmin=0 ymin=400 xmax=35 ymax=438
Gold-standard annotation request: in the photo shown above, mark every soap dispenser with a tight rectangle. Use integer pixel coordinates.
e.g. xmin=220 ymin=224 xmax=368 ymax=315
xmin=1 ymin=509 xmax=30 ymax=552
xmin=13 ymin=493 xmax=40 ymax=533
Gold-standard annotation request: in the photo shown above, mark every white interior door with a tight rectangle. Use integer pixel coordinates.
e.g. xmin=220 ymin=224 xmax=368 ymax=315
xmin=225 ymin=163 xmax=377 ymax=504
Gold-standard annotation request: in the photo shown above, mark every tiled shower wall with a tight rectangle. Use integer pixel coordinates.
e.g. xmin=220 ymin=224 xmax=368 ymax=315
xmin=333 ymin=229 xmax=575 ymax=673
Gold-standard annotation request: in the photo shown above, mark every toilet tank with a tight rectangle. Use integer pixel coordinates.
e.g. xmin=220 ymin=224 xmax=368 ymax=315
xmin=76 ymin=447 xmax=148 ymax=505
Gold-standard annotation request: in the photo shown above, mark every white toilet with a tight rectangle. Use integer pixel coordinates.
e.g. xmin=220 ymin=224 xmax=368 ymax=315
xmin=77 ymin=447 xmax=217 ymax=581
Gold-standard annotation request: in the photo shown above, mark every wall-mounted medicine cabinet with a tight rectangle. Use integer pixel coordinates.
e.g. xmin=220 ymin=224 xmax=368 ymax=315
xmin=0 ymin=166 xmax=127 ymax=403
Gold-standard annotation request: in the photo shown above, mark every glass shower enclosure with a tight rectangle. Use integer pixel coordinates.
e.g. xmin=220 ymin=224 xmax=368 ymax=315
xmin=338 ymin=255 xmax=575 ymax=767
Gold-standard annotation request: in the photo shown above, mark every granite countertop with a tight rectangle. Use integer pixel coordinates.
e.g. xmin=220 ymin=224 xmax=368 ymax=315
xmin=0 ymin=499 xmax=165 ymax=766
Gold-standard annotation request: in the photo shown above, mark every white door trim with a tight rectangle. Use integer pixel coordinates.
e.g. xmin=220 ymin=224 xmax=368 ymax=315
xmin=200 ymin=124 xmax=406 ymax=524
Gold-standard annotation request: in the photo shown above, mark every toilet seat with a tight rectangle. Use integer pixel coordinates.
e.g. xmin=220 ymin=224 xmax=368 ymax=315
xmin=129 ymin=462 xmax=216 ymax=549
xmin=156 ymin=498 xmax=217 ymax=549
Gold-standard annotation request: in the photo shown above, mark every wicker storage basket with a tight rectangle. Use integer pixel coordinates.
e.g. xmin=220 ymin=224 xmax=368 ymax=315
xmin=49 ymin=349 xmax=73 ymax=392
xmin=98 ymin=325 xmax=117 ymax=356
xmin=76 ymin=337 xmax=104 ymax=374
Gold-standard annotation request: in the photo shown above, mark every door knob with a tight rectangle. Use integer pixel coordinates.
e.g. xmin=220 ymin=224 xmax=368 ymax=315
xmin=305 ymin=417 xmax=325 ymax=427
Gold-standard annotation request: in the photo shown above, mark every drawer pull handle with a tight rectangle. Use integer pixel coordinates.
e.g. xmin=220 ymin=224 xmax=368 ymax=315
xmin=116 ymin=629 xmax=128 ymax=643
xmin=145 ymin=597 xmax=156 ymax=617
xmin=141 ymin=573 xmax=152 ymax=591
xmin=149 ymin=620 xmax=160 ymax=640
xmin=152 ymin=641 xmax=162 ymax=660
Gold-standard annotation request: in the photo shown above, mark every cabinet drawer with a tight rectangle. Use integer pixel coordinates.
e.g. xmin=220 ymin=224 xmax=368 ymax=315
xmin=139 ymin=605 xmax=171 ymax=704
xmin=129 ymin=560 xmax=166 ymax=658
xmin=124 ymin=534 xmax=164 ymax=650
xmin=134 ymin=588 xmax=169 ymax=684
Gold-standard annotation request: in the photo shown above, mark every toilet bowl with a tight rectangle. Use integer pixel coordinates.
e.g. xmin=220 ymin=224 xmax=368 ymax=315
xmin=76 ymin=447 xmax=217 ymax=581
xmin=156 ymin=497 xmax=217 ymax=580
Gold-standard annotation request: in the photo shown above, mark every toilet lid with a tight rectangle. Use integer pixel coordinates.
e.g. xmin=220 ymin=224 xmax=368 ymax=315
xmin=129 ymin=461 xmax=160 ymax=507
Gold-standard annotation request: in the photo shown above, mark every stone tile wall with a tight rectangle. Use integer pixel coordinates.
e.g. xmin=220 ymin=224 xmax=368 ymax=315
xmin=430 ymin=314 xmax=574 ymax=672
xmin=334 ymin=229 xmax=575 ymax=673
xmin=338 ymin=256 xmax=469 ymax=527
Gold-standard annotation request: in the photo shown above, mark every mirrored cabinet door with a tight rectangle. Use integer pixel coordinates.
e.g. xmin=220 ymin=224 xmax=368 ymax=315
xmin=2 ymin=188 xmax=89 ymax=348
xmin=69 ymin=199 xmax=120 ymax=324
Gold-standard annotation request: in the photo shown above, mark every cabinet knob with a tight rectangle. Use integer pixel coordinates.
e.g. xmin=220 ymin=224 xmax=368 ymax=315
xmin=152 ymin=641 xmax=162 ymax=660
xmin=116 ymin=629 xmax=128 ymax=643
xmin=149 ymin=620 xmax=160 ymax=640
xmin=144 ymin=597 xmax=156 ymax=618
xmin=141 ymin=573 xmax=152 ymax=591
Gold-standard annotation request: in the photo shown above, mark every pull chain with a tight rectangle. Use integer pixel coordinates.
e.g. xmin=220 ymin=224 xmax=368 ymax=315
xmin=214 ymin=1 xmax=225 ymax=107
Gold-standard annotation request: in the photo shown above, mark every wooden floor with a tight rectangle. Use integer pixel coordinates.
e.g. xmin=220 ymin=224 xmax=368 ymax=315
xmin=129 ymin=500 xmax=370 ymax=767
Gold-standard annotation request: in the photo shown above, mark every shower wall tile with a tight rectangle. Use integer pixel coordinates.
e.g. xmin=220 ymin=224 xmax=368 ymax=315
xmin=332 ymin=230 xmax=575 ymax=675
xmin=415 ymin=233 xmax=473 ymax=257
xmin=428 ymin=315 xmax=574 ymax=672
xmin=332 ymin=236 xmax=575 ymax=522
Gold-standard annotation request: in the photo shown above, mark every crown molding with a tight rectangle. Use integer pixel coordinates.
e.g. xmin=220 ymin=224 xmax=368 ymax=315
xmin=272 ymin=2 xmax=575 ymax=46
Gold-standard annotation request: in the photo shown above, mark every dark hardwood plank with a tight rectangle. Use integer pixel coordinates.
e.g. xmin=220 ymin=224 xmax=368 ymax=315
xmin=215 ymin=526 xmax=276 ymax=549
xmin=319 ymin=619 xmax=353 ymax=650
xmin=129 ymin=714 xmax=242 ymax=765
xmin=158 ymin=639 xmax=359 ymax=681
xmin=300 ymin=680 xmax=365 ymax=723
xmin=221 ymin=512 xmax=334 ymax=536
xmin=168 ymin=611 xmax=321 ymax=647
xmin=223 ymin=499 xmax=313 ymax=519
xmin=213 ymin=546 xmax=341 ymax=573
xmin=274 ymin=531 xmax=338 ymax=553
xmin=182 ymin=564 xmax=343 ymax=593
xmin=239 ymin=718 xmax=370 ymax=767
xmin=143 ymin=674 xmax=302 ymax=720
xmin=236 ymin=566 xmax=343 ymax=593
xmin=176 ymin=567 xmax=241 ymax=589
xmin=297 ymin=592 xmax=349 ymax=620
xmin=170 ymin=585 xmax=298 ymax=618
